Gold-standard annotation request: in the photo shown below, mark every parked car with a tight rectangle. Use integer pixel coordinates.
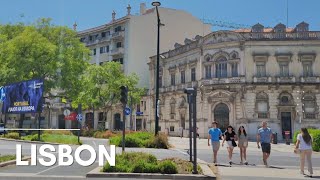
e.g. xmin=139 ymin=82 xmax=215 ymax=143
xmin=0 ymin=123 xmax=5 ymax=135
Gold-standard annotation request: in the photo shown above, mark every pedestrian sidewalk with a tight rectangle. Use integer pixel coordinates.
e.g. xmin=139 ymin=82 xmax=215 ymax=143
xmin=217 ymin=166 xmax=320 ymax=180
xmin=169 ymin=137 xmax=305 ymax=153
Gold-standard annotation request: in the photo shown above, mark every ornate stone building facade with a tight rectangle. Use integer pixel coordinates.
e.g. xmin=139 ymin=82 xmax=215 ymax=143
xmin=147 ymin=22 xmax=320 ymax=140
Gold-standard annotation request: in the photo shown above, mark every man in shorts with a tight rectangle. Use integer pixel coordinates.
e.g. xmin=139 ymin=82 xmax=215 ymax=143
xmin=208 ymin=121 xmax=223 ymax=165
xmin=257 ymin=121 xmax=273 ymax=167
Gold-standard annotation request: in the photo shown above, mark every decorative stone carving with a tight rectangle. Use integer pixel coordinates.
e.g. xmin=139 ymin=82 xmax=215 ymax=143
xmin=212 ymin=50 xmax=230 ymax=61
xmin=203 ymin=31 xmax=244 ymax=45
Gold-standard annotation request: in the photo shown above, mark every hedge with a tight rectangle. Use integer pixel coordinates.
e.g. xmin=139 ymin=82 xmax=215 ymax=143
xmin=102 ymin=152 xmax=177 ymax=174
xmin=109 ymin=132 xmax=170 ymax=149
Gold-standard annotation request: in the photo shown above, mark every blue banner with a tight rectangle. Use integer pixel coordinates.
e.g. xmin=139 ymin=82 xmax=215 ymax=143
xmin=1 ymin=79 xmax=44 ymax=114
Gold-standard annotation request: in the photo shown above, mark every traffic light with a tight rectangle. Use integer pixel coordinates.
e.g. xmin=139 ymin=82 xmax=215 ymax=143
xmin=120 ymin=86 xmax=128 ymax=105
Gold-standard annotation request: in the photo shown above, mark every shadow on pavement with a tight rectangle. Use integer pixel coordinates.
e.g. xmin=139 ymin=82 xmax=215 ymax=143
xmin=306 ymin=175 xmax=320 ymax=179
xmin=268 ymin=166 xmax=285 ymax=169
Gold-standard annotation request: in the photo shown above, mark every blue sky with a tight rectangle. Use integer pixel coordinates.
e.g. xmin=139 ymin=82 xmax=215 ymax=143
xmin=0 ymin=0 xmax=319 ymax=31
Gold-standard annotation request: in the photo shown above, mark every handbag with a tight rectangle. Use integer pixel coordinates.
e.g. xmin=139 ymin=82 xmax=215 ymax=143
xmin=232 ymin=140 xmax=237 ymax=147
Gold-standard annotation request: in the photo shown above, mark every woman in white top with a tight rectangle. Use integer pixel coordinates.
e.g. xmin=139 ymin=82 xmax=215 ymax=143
xmin=295 ymin=128 xmax=313 ymax=177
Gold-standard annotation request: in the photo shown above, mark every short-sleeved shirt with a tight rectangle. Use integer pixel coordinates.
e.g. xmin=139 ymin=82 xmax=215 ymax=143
xmin=258 ymin=127 xmax=272 ymax=143
xmin=297 ymin=133 xmax=312 ymax=150
xmin=224 ymin=131 xmax=236 ymax=141
xmin=208 ymin=128 xmax=222 ymax=142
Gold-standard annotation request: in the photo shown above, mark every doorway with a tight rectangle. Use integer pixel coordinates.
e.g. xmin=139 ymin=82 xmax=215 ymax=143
xmin=136 ymin=119 xmax=142 ymax=131
xmin=180 ymin=113 xmax=186 ymax=129
xmin=114 ymin=113 xmax=121 ymax=130
xmin=214 ymin=103 xmax=229 ymax=133
xmin=58 ymin=115 xmax=65 ymax=129
xmin=281 ymin=112 xmax=292 ymax=139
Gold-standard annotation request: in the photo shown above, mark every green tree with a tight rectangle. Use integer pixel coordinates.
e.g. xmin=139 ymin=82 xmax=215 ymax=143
xmin=0 ymin=18 xmax=90 ymax=97
xmin=72 ymin=62 xmax=144 ymax=128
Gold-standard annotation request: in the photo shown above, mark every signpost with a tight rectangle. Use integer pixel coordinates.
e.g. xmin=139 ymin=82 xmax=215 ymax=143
xmin=77 ymin=104 xmax=82 ymax=144
xmin=184 ymin=87 xmax=198 ymax=174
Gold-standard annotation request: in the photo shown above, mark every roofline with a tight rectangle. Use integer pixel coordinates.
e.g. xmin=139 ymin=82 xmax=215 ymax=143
xmin=77 ymin=16 xmax=130 ymax=36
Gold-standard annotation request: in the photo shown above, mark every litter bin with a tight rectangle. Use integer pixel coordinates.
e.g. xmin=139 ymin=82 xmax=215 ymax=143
xmin=284 ymin=131 xmax=290 ymax=145
xmin=272 ymin=132 xmax=277 ymax=144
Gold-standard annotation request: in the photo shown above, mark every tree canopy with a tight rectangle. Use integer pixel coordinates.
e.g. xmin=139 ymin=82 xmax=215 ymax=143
xmin=72 ymin=62 xmax=145 ymax=111
xmin=0 ymin=18 xmax=90 ymax=98
xmin=0 ymin=18 xmax=144 ymax=111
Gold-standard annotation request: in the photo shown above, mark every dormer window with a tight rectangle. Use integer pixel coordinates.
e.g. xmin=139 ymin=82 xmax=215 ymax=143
xmin=252 ymin=23 xmax=264 ymax=33
xmin=295 ymin=22 xmax=309 ymax=32
xmin=274 ymin=23 xmax=286 ymax=33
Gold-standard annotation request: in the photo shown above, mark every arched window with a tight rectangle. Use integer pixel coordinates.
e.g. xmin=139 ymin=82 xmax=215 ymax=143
xmin=302 ymin=93 xmax=318 ymax=119
xmin=256 ymin=92 xmax=269 ymax=118
xmin=215 ymin=56 xmax=228 ymax=78
xmin=279 ymin=92 xmax=294 ymax=106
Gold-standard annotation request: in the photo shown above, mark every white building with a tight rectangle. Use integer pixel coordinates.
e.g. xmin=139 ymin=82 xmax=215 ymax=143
xmin=75 ymin=3 xmax=211 ymax=130
xmin=147 ymin=22 xmax=320 ymax=140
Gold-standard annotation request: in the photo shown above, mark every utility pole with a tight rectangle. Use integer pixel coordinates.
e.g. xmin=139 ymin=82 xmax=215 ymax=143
xmin=120 ymin=86 xmax=128 ymax=153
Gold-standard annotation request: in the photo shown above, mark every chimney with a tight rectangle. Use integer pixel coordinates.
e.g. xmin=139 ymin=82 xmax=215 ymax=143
xmin=140 ymin=3 xmax=146 ymax=15
xmin=73 ymin=22 xmax=77 ymax=31
xmin=127 ymin=4 xmax=131 ymax=15
xmin=112 ymin=10 xmax=116 ymax=21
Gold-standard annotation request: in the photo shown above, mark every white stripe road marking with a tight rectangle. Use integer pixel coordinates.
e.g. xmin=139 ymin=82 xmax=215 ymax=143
xmin=35 ymin=164 xmax=60 ymax=175
xmin=93 ymin=141 xmax=97 ymax=148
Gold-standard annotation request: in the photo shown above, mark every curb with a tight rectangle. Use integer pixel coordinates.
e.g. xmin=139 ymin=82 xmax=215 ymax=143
xmin=86 ymin=165 xmax=216 ymax=179
xmin=0 ymin=156 xmax=31 ymax=167
xmin=0 ymin=138 xmax=80 ymax=146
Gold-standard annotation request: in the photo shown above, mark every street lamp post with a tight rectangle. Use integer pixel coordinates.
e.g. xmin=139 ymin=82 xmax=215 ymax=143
xmin=152 ymin=1 xmax=161 ymax=136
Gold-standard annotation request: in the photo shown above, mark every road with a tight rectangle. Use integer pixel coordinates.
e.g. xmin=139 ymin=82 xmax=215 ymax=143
xmin=0 ymin=137 xmax=185 ymax=180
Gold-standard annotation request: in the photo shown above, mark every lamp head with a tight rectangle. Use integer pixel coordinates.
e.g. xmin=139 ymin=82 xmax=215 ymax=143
xmin=152 ymin=1 xmax=161 ymax=7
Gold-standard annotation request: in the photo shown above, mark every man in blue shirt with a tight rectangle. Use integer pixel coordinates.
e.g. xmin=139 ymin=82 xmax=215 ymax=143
xmin=208 ymin=121 xmax=222 ymax=165
xmin=257 ymin=121 xmax=273 ymax=167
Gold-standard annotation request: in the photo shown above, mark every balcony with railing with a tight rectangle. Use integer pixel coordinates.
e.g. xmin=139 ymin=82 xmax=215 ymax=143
xmin=111 ymin=31 xmax=125 ymax=40
xmin=159 ymin=81 xmax=198 ymax=93
xmin=200 ymin=76 xmax=246 ymax=85
xmin=99 ymin=35 xmax=111 ymax=43
xmin=241 ymin=31 xmax=320 ymax=40
xmin=300 ymin=76 xmax=320 ymax=83
xmin=253 ymin=76 xmax=272 ymax=83
xmin=110 ymin=47 xmax=124 ymax=56
xmin=276 ymin=76 xmax=296 ymax=83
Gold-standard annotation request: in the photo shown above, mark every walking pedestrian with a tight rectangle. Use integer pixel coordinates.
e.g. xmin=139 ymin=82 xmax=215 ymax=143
xmin=222 ymin=125 xmax=237 ymax=166
xmin=238 ymin=126 xmax=249 ymax=165
xmin=257 ymin=121 xmax=273 ymax=167
xmin=295 ymin=128 xmax=313 ymax=177
xmin=208 ymin=121 xmax=222 ymax=165
xmin=179 ymin=127 xmax=183 ymax=138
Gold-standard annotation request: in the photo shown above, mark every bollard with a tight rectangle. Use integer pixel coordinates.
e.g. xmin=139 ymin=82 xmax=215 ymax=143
xmin=272 ymin=132 xmax=277 ymax=144
xmin=284 ymin=131 xmax=290 ymax=145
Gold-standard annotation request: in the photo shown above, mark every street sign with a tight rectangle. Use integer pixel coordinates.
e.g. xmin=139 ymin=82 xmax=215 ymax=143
xmin=136 ymin=111 xmax=143 ymax=116
xmin=125 ymin=107 xmax=131 ymax=115
xmin=76 ymin=114 xmax=83 ymax=122
xmin=64 ymin=109 xmax=71 ymax=116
